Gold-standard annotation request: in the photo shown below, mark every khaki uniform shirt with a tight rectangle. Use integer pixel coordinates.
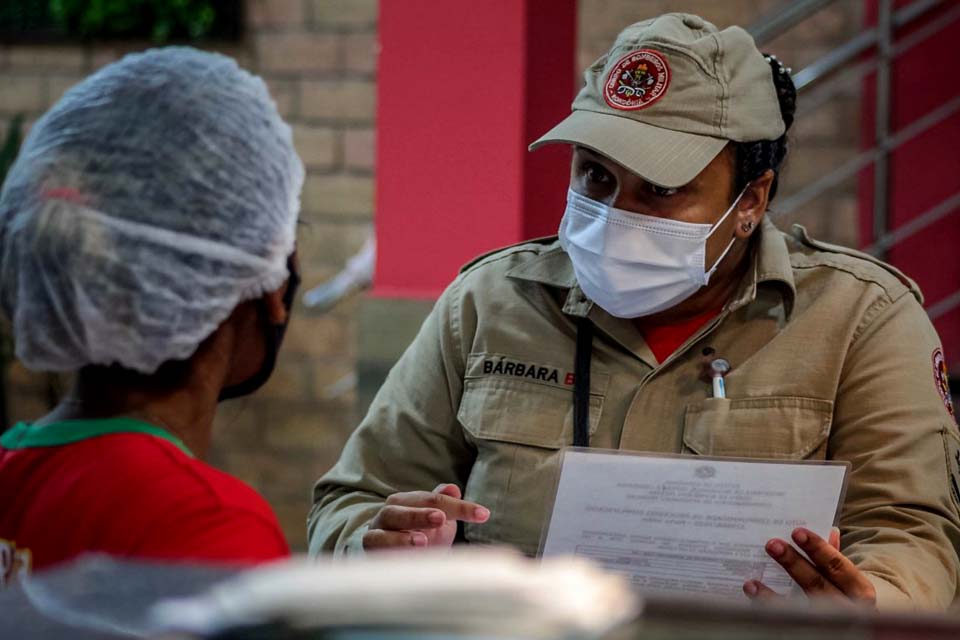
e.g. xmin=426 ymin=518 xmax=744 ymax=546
xmin=309 ymin=219 xmax=960 ymax=610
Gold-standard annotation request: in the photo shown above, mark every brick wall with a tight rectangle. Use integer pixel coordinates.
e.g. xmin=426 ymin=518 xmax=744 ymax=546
xmin=0 ymin=0 xmax=377 ymax=552
xmin=0 ymin=0 xmax=864 ymax=551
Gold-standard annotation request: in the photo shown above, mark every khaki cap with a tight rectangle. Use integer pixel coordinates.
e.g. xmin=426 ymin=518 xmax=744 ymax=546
xmin=530 ymin=13 xmax=785 ymax=188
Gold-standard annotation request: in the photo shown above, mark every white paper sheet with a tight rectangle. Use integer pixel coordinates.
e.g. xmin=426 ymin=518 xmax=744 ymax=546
xmin=540 ymin=449 xmax=849 ymax=602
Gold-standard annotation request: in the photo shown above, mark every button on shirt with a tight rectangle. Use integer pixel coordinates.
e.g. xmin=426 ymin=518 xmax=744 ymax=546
xmin=309 ymin=219 xmax=960 ymax=610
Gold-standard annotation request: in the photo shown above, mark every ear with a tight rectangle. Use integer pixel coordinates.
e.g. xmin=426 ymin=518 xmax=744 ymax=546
xmin=734 ymin=169 xmax=775 ymax=240
xmin=262 ymin=285 xmax=289 ymax=325
xmin=262 ymin=252 xmax=299 ymax=324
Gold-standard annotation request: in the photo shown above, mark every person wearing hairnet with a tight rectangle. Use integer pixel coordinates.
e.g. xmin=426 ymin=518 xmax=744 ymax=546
xmin=309 ymin=14 xmax=960 ymax=609
xmin=0 ymin=47 xmax=304 ymax=579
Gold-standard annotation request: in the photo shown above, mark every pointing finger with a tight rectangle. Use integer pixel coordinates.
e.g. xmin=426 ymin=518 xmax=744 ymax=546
xmin=427 ymin=491 xmax=490 ymax=523
xmin=387 ymin=491 xmax=490 ymax=523
xmin=371 ymin=505 xmax=446 ymax=531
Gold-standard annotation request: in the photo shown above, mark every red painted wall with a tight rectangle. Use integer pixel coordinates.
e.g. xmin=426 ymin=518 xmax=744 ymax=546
xmin=373 ymin=0 xmax=576 ymax=298
xmin=859 ymin=0 xmax=960 ymax=370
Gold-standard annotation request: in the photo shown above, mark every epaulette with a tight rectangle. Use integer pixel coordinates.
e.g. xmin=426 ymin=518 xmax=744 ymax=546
xmin=458 ymin=235 xmax=559 ymax=275
xmin=791 ymin=225 xmax=923 ymax=304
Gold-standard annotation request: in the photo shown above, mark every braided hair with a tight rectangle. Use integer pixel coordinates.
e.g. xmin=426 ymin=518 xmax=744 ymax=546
xmin=734 ymin=54 xmax=797 ymax=202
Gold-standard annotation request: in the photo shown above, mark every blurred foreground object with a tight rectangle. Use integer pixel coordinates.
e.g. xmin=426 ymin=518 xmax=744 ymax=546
xmin=3 ymin=552 xmax=960 ymax=639
xmin=152 ymin=548 xmax=637 ymax=638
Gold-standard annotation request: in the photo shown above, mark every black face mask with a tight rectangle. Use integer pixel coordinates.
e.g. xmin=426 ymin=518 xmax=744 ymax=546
xmin=218 ymin=258 xmax=301 ymax=402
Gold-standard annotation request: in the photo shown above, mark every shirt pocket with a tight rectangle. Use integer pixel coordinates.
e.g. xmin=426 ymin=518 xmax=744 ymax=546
xmin=456 ymin=375 xmax=607 ymax=555
xmin=682 ymin=396 xmax=833 ymax=460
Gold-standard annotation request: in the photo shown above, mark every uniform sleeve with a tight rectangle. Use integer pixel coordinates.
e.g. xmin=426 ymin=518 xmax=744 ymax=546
xmin=830 ymin=290 xmax=960 ymax=609
xmin=307 ymin=276 xmax=475 ymax=555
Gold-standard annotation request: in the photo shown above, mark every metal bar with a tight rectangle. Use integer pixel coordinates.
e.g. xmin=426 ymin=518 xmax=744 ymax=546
xmin=865 ymin=191 xmax=960 ymax=255
xmin=748 ymin=0 xmax=839 ymax=45
xmin=798 ymin=0 xmax=960 ymax=112
xmin=929 ymin=289 xmax=960 ymax=321
xmin=794 ymin=29 xmax=876 ymax=90
xmin=773 ymin=94 xmax=960 ymax=217
xmin=872 ymin=0 xmax=894 ymax=260
xmin=793 ymin=0 xmax=942 ymax=91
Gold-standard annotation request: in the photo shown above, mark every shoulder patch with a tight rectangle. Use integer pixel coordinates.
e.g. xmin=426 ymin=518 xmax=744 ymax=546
xmin=933 ymin=348 xmax=956 ymax=421
xmin=458 ymin=235 xmax=559 ymax=275
xmin=791 ymin=225 xmax=923 ymax=304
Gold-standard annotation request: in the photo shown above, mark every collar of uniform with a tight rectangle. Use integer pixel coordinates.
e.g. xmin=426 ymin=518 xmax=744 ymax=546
xmin=503 ymin=242 xmax=594 ymax=317
xmin=503 ymin=241 xmax=575 ymax=289
xmin=727 ymin=217 xmax=797 ymax=317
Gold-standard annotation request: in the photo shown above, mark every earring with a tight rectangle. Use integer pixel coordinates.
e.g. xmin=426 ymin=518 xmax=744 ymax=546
xmin=741 ymin=221 xmax=754 ymax=232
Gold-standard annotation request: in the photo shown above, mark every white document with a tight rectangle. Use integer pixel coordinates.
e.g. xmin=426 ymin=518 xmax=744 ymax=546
xmin=540 ymin=449 xmax=849 ymax=601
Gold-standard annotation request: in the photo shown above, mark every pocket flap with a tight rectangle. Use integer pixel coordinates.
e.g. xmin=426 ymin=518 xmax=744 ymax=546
xmin=458 ymin=377 xmax=603 ymax=449
xmin=683 ymin=396 xmax=833 ymax=459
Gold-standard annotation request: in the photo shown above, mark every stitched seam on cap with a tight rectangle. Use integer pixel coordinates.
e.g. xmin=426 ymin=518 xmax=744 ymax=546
xmin=632 ymin=40 xmax=719 ymax=80
xmin=571 ymin=106 xmax=729 ymax=140
xmin=710 ymin=32 xmax=726 ymax=136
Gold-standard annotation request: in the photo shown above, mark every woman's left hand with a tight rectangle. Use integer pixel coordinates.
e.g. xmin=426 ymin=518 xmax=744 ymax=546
xmin=743 ymin=527 xmax=877 ymax=606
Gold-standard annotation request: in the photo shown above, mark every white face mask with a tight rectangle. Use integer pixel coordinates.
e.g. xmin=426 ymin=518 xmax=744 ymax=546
xmin=559 ymin=187 xmax=747 ymax=319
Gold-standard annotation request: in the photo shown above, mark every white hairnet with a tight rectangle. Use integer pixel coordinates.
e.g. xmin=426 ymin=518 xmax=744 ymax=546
xmin=0 ymin=47 xmax=304 ymax=374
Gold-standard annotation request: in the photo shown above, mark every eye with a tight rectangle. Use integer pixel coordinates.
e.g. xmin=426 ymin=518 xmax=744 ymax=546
xmin=582 ymin=161 xmax=613 ymax=186
xmin=649 ymin=183 xmax=679 ymax=198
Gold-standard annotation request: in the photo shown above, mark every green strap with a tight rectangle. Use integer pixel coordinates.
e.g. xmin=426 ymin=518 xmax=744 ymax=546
xmin=0 ymin=417 xmax=194 ymax=457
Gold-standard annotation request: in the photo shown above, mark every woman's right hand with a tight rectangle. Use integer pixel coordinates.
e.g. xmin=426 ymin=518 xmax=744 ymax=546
xmin=362 ymin=483 xmax=490 ymax=550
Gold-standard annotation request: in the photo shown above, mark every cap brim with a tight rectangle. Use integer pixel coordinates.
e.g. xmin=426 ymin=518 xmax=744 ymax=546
xmin=529 ymin=110 xmax=728 ymax=188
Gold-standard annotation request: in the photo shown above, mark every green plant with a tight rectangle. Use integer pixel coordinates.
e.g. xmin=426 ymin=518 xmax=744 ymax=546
xmin=49 ymin=0 xmax=216 ymax=42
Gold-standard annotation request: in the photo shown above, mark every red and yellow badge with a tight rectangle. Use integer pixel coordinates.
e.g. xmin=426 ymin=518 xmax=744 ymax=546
xmin=604 ymin=49 xmax=670 ymax=111
xmin=933 ymin=348 xmax=955 ymax=419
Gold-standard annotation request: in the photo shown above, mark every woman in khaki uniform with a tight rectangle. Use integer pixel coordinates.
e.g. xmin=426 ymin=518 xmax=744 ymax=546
xmin=309 ymin=14 xmax=960 ymax=609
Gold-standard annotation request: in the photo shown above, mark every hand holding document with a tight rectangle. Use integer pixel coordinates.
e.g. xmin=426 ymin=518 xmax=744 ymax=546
xmin=541 ymin=449 xmax=849 ymax=602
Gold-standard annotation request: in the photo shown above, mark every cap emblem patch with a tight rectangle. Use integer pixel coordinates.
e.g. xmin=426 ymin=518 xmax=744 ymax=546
xmin=934 ymin=348 xmax=955 ymax=420
xmin=604 ymin=49 xmax=670 ymax=111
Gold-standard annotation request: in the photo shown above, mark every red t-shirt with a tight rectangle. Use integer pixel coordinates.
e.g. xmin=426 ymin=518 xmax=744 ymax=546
xmin=0 ymin=418 xmax=289 ymax=580
xmin=639 ymin=307 xmax=723 ymax=363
